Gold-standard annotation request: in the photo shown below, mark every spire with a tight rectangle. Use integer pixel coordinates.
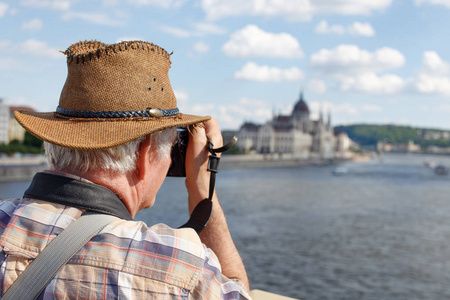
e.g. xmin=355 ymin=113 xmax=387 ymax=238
xmin=327 ymin=109 xmax=331 ymax=128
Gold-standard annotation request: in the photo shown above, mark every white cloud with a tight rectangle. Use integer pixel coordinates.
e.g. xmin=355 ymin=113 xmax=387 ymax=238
xmin=20 ymin=0 xmax=72 ymax=10
xmin=340 ymin=72 xmax=404 ymax=94
xmin=174 ymin=90 xmax=189 ymax=111
xmin=193 ymin=22 xmax=227 ymax=35
xmin=0 ymin=2 xmax=8 ymax=17
xmin=332 ymin=103 xmax=358 ymax=115
xmin=223 ymin=25 xmax=303 ymax=58
xmin=202 ymin=0 xmax=392 ymax=21
xmin=310 ymin=44 xmax=405 ymax=76
xmin=188 ymin=103 xmax=215 ymax=117
xmin=116 ymin=37 xmax=144 ymax=43
xmin=0 ymin=39 xmax=12 ymax=51
xmin=161 ymin=23 xmax=226 ymax=38
xmin=128 ymin=0 xmax=187 ymax=8
xmin=309 ymin=45 xmax=406 ymax=94
xmin=313 ymin=0 xmax=392 ymax=15
xmin=174 ymin=90 xmax=189 ymax=102
xmin=237 ymin=97 xmax=272 ymax=121
xmin=412 ymin=51 xmax=450 ymax=96
xmin=186 ymin=97 xmax=273 ymax=129
xmin=0 ymin=39 xmax=60 ymax=59
xmin=315 ymin=21 xmax=375 ymax=36
xmin=188 ymin=41 xmax=210 ymax=57
xmin=414 ymin=0 xmax=450 ymax=8
xmin=203 ymin=0 xmax=313 ymax=21
xmin=439 ymin=104 xmax=450 ymax=111
xmin=234 ymin=62 xmax=304 ymax=82
xmin=61 ymin=11 xmax=125 ymax=26
xmin=310 ymin=101 xmax=358 ymax=116
xmin=0 ymin=39 xmax=61 ymax=59
xmin=362 ymin=104 xmax=383 ymax=112
xmin=339 ymin=105 xmax=358 ymax=115
xmin=420 ymin=105 xmax=430 ymax=112
xmin=0 ymin=57 xmax=23 ymax=71
xmin=414 ymin=74 xmax=450 ymax=95
xmin=161 ymin=25 xmax=192 ymax=38
xmin=102 ymin=0 xmax=119 ymax=6
xmin=21 ymin=18 xmax=43 ymax=31
xmin=192 ymin=41 xmax=209 ymax=54
xmin=421 ymin=50 xmax=449 ymax=75
xmin=17 ymin=39 xmax=61 ymax=59
xmin=315 ymin=20 xmax=345 ymax=35
xmin=307 ymin=79 xmax=327 ymax=93
xmin=348 ymin=22 xmax=375 ymax=37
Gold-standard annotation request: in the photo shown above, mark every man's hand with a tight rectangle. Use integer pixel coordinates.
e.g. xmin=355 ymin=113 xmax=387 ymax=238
xmin=184 ymin=117 xmax=250 ymax=290
xmin=185 ymin=118 xmax=223 ymax=213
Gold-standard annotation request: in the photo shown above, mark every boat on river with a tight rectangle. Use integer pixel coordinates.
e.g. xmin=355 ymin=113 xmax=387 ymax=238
xmin=332 ymin=166 xmax=348 ymax=176
xmin=424 ymin=160 xmax=436 ymax=168
xmin=434 ymin=165 xmax=448 ymax=175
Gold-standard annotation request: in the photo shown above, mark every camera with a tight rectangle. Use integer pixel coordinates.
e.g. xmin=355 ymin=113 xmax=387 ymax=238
xmin=167 ymin=127 xmax=189 ymax=177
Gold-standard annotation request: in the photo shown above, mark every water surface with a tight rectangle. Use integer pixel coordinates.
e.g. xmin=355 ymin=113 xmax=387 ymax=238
xmin=1 ymin=153 xmax=449 ymax=299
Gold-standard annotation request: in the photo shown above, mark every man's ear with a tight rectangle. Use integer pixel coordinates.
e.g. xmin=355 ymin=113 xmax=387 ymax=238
xmin=135 ymin=136 xmax=153 ymax=180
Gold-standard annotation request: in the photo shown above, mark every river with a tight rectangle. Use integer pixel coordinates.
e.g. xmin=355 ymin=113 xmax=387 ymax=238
xmin=0 ymin=153 xmax=449 ymax=299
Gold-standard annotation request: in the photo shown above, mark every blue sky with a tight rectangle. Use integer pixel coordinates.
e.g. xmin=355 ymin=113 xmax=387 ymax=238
xmin=1 ymin=0 xmax=450 ymax=130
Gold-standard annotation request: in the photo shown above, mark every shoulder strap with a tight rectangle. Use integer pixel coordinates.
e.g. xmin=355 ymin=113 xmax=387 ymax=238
xmin=2 ymin=212 xmax=118 ymax=300
xmin=179 ymin=136 xmax=237 ymax=233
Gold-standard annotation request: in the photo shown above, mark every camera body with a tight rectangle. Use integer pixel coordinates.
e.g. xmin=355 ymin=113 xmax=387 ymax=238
xmin=167 ymin=127 xmax=189 ymax=177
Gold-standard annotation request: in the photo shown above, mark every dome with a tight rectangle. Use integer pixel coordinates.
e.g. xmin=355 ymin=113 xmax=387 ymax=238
xmin=292 ymin=92 xmax=309 ymax=115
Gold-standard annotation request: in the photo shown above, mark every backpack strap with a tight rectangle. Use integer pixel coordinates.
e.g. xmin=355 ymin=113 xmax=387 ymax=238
xmin=2 ymin=212 xmax=118 ymax=300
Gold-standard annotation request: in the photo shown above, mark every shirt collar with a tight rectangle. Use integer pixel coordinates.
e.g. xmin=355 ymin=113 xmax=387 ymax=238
xmin=24 ymin=171 xmax=133 ymax=220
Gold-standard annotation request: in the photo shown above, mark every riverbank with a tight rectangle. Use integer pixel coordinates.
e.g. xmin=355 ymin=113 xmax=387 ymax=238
xmin=0 ymin=155 xmax=47 ymax=166
xmin=220 ymin=152 xmax=373 ymax=169
xmin=0 ymin=155 xmax=47 ymax=182
xmin=0 ymin=153 xmax=374 ymax=182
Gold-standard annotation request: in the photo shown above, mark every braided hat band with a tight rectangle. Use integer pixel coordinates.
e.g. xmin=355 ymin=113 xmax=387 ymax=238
xmin=14 ymin=40 xmax=210 ymax=150
xmin=55 ymin=107 xmax=180 ymax=119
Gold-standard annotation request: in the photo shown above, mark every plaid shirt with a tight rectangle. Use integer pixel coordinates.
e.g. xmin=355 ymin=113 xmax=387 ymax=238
xmin=0 ymin=173 xmax=250 ymax=299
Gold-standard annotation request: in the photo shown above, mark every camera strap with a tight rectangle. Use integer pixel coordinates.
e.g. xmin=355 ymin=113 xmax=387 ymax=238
xmin=179 ymin=136 xmax=237 ymax=234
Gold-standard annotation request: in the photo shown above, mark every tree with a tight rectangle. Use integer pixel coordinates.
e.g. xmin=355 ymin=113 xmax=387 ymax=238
xmin=23 ymin=132 xmax=43 ymax=148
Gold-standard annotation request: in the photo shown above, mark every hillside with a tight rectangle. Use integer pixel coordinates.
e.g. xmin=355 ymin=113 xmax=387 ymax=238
xmin=334 ymin=124 xmax=450 ymax=149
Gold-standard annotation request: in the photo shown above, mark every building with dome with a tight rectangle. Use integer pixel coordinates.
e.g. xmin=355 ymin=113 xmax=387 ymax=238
xmin=237 ymin=92 xmax=337 ymax=159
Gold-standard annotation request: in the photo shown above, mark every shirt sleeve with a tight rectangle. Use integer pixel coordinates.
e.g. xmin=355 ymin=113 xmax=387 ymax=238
xmin=190 ymin=246 xmax=252 ymax=300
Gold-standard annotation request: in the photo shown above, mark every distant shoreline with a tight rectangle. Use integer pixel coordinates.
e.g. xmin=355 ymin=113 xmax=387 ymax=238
xmin=0 ymin=155 xmax=47 ymax=182
xmin=0 ymin=155 xmax=47 ymax=166
xmin=220 ymin=153 xmax=373 ymax=169
xmin=0 ymin=153 xmax=371 ymax=181
xmin=0 ymin=151 xmax=447 ymax=182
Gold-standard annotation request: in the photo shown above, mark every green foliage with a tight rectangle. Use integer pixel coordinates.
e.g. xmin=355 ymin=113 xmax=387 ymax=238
xmin=335 ymin=124 xmax=450 ymax=149
xmin=9 ymin=139 xmax=21 ymax=145
xmin=23 ymin=132 xmax=44 ymax=148
xmin=221 ymin=145 xmax=244 ymax=155
xmin=0 ymin=132 xmax=44 ymax=155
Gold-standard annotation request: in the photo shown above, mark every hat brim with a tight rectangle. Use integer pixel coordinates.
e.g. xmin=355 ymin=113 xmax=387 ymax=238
xmin=15 ymin=110 xmax=211 ymax=150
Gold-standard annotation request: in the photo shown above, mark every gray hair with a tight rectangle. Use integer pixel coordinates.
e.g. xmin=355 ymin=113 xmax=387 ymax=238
xmin=44 ymin=128 xmax=177 ymax=174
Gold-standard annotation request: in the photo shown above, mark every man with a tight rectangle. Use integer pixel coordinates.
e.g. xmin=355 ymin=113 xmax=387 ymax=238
xmin=0 ymin=40 xmax=250 ymax=299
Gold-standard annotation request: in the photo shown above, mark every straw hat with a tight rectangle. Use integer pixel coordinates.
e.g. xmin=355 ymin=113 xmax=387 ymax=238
xmin=15 ymin=40 xmax=210 ymax=150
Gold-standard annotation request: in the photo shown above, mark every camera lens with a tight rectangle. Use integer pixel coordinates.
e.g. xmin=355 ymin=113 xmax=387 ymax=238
xmin=167 ymin=127 xmax=189 ymax=177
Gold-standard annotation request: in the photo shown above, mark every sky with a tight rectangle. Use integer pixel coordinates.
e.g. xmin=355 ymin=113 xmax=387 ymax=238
xmin=1 ymin=0 xmax=450 ymax=131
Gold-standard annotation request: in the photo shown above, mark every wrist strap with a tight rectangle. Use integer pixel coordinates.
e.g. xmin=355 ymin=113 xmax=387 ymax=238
xmin=179 ymin=136 xmax=237 ymax=233
xmin=2 ymin=213 xmax=118 ymax=300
